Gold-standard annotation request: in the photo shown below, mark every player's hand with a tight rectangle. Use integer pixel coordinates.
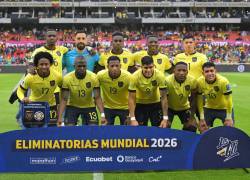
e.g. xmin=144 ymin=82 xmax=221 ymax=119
xmin=198 ymin=119 xmax=209 ymax=134
xmin=22 ymin=97 xmax=31 ymax=104
xmin=130 ymin=120 xmax=139 ymax=126
xmin=101 ymin=117 xmax=108 ymax=125
xmin=187 ymin=118 xmax=198 ymax=127
xmin=159 ymin=119 xmax=171 ymax=128
xmin=224 ymin=119 xmax=234 ymax=127
xmin=57 ymin=118 xmax=63 ymax=127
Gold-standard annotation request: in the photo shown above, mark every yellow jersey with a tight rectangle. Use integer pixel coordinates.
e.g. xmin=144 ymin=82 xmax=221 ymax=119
xmin=166 ymin=74 xmax=197 ymax=111
xmin=129 ymin=69 xmax=167 ymax=104
xmin=174 ymin=52 xmax=207 ymax=79
xmin=97 ymin=69 xmax=131 ymax=109
xmin=99 ymin=49 xmax=134 ymax=70
xmin=62 ymin=71 xmax=99 ymax=108
xmin=133 ymin=50 xmax=172 ymax=74
xmin=32 ymin=45 xmax=68 ymax=76
xmin=197 ymin=74 xmax=233 ymax=118
xmin=17 ymin=70 xmax=62 ymax=106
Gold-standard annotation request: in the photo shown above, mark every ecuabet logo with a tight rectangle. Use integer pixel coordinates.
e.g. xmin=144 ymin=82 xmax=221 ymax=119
xmin=216 ymin=137 xmax=240 ymax=162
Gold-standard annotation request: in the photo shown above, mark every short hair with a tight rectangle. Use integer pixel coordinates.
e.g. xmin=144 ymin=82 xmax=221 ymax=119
xmin=112 ymin=31 xmax=123 ymax=38
xmin=46 ymin=29 xmax=56 ymax=33
xmin=174 ymin=61 xmax=188 ymax=68
xmin=183 ymin=34 xmax=195 ymax=41
xmin=107 ymin=56 xmax=120 ymax=64
xmin=146 ymin=35 xmax=158 ymax=40
xmin=141 ymin=56 xmax=153 ymax=65
xmin=33 ymin=52 xmax=53 ymax=67
xmin=202 ymin=62 xmax=216 ymax=70
xmin=75 ymin=30 xmax=87 ymax=35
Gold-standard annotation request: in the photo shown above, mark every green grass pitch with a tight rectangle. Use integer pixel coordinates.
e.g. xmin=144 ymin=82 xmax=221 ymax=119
xmin=0 ymin=73 xmax=249 ymax=180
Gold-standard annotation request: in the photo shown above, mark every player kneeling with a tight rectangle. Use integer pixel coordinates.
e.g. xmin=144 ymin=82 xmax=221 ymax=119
xmin=166 ymin=62 xmax=198 ymax=132
xmin=197 ymin=62 xmax=234 ymax=133
xmin=17 ymin=52 xmax=62 ymax=127
xmin=57 ymin=56 xmax=107 ymax=126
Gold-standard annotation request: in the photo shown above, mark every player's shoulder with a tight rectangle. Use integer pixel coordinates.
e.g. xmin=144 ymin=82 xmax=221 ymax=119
xmin=57 ymin=45 xmax=68 ymax=52
xmin=121 ymin=69 xmax=132 ymax=77
xmin=197 ymin=75 xmax=205 ymax=83
xmin=186 ymin=74 xmax=196 ymax=81
xmin=166 ymin=74 xmax=174 ymax=81
xmin=195 ymin=52 xmax=207 ymax=59
xmin=24 ymin=73 xmax=34 ymax=81
xmin=87 ymin=70 xmax=97 ymax=78
xmin=133 ymin=50 xmax=147 ymax=56
xmin=217 ymin=74 xmax=229 ymax=83
xmin=175 ymin=52 xmax=185 ymax=58
xmin=63 ymin=71 xmax=74 ymax=79
xmin=155 ymin=69 xmax=165 ymax=77
xmin=97 ymin=69 xmax=108 ymax=77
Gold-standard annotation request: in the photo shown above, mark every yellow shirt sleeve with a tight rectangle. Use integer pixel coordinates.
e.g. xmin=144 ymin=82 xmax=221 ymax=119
xmin=17 ymin=75 xmax=31 ymax=100
xmin=128 ymin=75 xmax=137 ymax=91
xmin=222 ymin=79 xmax=233 ymax=119
xmin=62 ymin=76 xmax=70 ymax=90
xmin=164 ymin=56 xmax=172 ymax=71
xmin=99 ymin=53 xmax=106 ymax=67
xmin=197 ymin=80 xmax=204 ymax=119
xmin=92 ymin=74 xmax=100 ymax=88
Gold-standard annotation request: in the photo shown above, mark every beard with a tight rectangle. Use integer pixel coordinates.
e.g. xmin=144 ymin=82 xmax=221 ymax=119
xmin=76 ymin=43 xmax=85 ymax=50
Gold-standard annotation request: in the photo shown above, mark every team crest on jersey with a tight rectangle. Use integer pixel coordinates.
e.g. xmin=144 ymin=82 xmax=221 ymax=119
xmin=123 ymin=58 xmax=128 ymax=64
xmin=214 ymin=86 xmax=220 ymax=92
xmin=185 ymin=85 xmax=190 ymax=91
xmin=25 ymin=111 xmax=33 ymax=121
xmin=86 ymin=82 xmax=91 ymax=88
xmin=50 ymin=80 xmax=55 ymax=86
xmin=118 ymin=81 xmax=124 ymax=87
xmin=56 ymin=51 xmax=61 ymax=56
xmin=151 ymin=80 xmax=157 ymax=86
xmin=192 ymin=57 xmax=197 ymax=62
xmin=157 ymin=59 xmax=162 ymax=64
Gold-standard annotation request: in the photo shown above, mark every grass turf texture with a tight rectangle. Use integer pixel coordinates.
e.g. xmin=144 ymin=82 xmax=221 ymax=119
xmin=0 ymin=73 xmax=249 ymax=180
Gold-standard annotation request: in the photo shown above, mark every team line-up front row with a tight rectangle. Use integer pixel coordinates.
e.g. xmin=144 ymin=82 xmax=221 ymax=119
xmin=16 ymin=51 xmax=234 ymax=134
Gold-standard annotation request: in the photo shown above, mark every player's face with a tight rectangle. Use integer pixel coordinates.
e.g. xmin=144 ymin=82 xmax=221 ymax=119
xmin=75 ymin=33 xmax=87 ymax=50
xmin=112 ymin=36 xmax=124 ymax=50
xmin=142 ymin=64 xmax=154 ymax=78
xmin=174 ymin=64 xmax=188 ymax=82
xmin=75 ymin=61 xmax=87 ymax=76
xmin=108 ymin=60 xmax=121 ymax=78
xmin=37 ymin=58 xmax=50 ymax=74
xmin=147 ymin=37 xmax=159 ymax=52
xmin=46 ymin=31 xmax=57 ymax=46
xmin=203 ymin=67 xmax=216 ymax=82
xmin=183 ymin=38 xmax=195 ymax=53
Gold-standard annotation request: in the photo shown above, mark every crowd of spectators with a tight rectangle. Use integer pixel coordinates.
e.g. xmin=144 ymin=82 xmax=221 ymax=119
xmin=1 ymin=27 xmax=250 ymax=65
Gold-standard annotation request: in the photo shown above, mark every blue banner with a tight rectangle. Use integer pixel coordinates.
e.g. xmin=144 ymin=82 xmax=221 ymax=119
xmin=0 ymin=126 xmax=249 ymax=172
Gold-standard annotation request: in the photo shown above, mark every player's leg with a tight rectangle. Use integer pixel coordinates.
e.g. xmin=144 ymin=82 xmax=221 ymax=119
xmin=204 ymin=107 xmax=216 ymax=128
xmin=48 ymin=105 xmax=58 ymax=127
xmin=179 ymin=109 xmax=197 ymax=132
xmin=135 ymin=103 xmax=149 ymax=126
xmin=82 ymin=107 xmax=99 ymax=125
xmin=64 ymin=106 xmax=79 ymax=126
xmin=167 ymin=108 xmax=175 ymax=128
xmin=117 ymin=109 xmax=129 ymax=125
xmin=149 ymin=102 xmax=162 ymax=127
xmin=104 ymin=108 xmax=116 ymax=125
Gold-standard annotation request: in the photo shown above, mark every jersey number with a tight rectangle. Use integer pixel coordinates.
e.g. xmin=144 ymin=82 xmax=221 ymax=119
xmin=89 ymin=112 xmax=97 ymax=120
xmin=42 ymin=88 xmax=49 ymax=95
xmin=207 ymin=93 xmax=216 ymax=99
xmin=78 ymin=90 xmax=86 ymax=97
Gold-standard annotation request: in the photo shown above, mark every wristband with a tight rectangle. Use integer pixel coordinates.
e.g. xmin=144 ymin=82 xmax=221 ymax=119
xmin=163 ymin=116 xmax=169 ymax=120
xmin=130 ymin=117 xmax=136 ymax=121
xmin=101 ymin=113 xmax=105 ymax=118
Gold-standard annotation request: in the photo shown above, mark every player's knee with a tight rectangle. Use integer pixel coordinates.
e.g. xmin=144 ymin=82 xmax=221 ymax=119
xmin=183 ymin=125 xmax=197 ymax=132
